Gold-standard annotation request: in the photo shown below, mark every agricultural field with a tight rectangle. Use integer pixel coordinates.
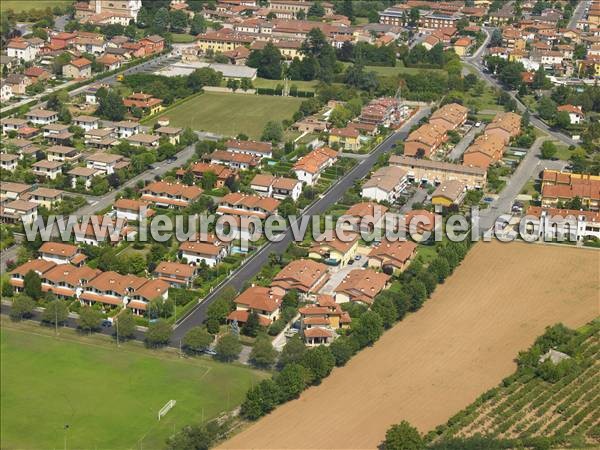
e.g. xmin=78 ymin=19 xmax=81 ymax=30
xmin=221 ymin=242 xmax=599 ymax=449
xmin=0 ymin=0 xmax=70 ymax=12
xmin=1 ymin=320 xmax=266 ymax=450
xmin=430 ymin=320 xmax=600 ymax=447
xmin=149 ymin=92 xmax=302 ymax=139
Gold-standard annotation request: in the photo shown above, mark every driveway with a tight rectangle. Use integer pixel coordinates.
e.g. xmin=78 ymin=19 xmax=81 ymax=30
xmin=447 ymin=124 xmax=480 ymax=161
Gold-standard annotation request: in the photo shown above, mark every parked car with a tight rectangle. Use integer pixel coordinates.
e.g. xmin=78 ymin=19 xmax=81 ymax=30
xmin=101 ymin=319 xmax=112 ymax=328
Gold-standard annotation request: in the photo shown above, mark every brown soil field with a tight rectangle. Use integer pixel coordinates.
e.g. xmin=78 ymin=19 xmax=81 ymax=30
xmin=221 ymin=241 xmax=599 ymax=450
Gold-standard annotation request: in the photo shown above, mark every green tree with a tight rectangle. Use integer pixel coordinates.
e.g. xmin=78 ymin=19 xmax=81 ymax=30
xmin=152 ymin=7 xmax=170 ymax=31
xmin=96 ymin=89 xmax=126 ymax=121
xmin=307 ymin=1 xmax=325 ymax=17
xmin=41 ymin=300 xmax=69 ymax=326
xmin=351 ymin=310 xmax=383 ymax=348
xmin=329 ymin=336 xmax=354 ymax=366
xmin=241 ymin=379 xmax=281 ymax=420
xmin=537 ymin=96 xmax=557 ymax=121
xmin=190 ymin=14 xmax=207 ymax=35
xmin=169 ymin=9 xmax=188 ymax=32
xmin=115 ymin=310 xmax=136 ymax=340
xmin=242 ymin=310 xmax=261 ymax=337
xmin=166 ymin=423 xmax=215 ymax=450
xmin=429 ymin=256 xmax=451 ymax=283
xmin=183 ymin=326 xmax=213 ymax=354
xmin=261 ymin=121 xmax=283 ymax=143
xmin=215 ymin=333 xmax=242 ymax=362
xmin=275 ymin=363 xmax=309 ymax=401
xmin=23 ymin=270 xmax=42 ymax=299
xmin=279 ymin=334 xmax=306 ymax=368
xmin=556 ymin=111 xmax=571 ymax=130
xmin=78 ymin=306 xmax=102 ymax=334
xmin=247 ymin=42 xmax=282 ymax=79
xmin=145 ymin=319 xmax=172 ymax=348
xmin=10 ymin=295 xmax=35 ymax=321
xmin=250 ymin=334 xmax=277 ymax=368
xmin=372 ymin=295 xmax=398 ymax=329
xmin=406 ymin=279 xmax=427 ymax=311
xmin=384 ymin=421 xmax=425 ymax=450
xmin=301 ymin=345 xmax=335 ymax=383
xmin=541 ymin=141 xmax=557 ymax=159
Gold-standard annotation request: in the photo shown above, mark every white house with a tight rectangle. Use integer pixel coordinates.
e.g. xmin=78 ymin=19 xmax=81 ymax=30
xmin=6 ymin=39 xmax=40 ymax=62
xmin=113 ymin=198 xmax=154 ymax=221
xmin=0 ymin=199 xmax=38 ymax=224
xmin=0 ymin=82 xmax=13 ymax=102
xmin=26 ymin=109 xmax=58 ymax=126
xmin=73 ymin=115 xmax=100 ymax=131
xmin=86 ymin=152 xmax=125 ymax=175
xmin=556 ymin=105 xmax=585 ymax=125
xmin=526 ymin=206 xmax=600 ymax=242
xmin=0 ymin=153 xmax=19 ymax=171
xmin=292 ymin=147 xmax=338 ymax=186
xmin=115 ymin=120 xmax=140 ymax=138
xmin=1 ymin=118 xmax=28 ymax=135
xmin=179 ymin=240 xmax=229 ymax=267
xmin=32 ymin=160 xmax=63 ymax=180
xmin=361 ymin=166 xmax=408 ymax=203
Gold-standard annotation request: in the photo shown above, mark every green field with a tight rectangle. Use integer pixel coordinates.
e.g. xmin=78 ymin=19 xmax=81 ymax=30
xmin=150 ymin=92 xmax=303 ymax=138
xmin=171 ymin=33 xmax=196 ymax=44
xmin=1 ymin=322 xmax=266 ymax=450
xmin=341 ymin=61 xmax=445 ymax=77
xmin=1 ymin=0 xmax=71 ymax=12
xmin=252 ymin=77 xmax=322 ymax=92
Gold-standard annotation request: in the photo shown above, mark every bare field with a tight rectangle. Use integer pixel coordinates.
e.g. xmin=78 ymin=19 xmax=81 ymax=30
xmin=222 ymin=242 xmax=600 ymax=450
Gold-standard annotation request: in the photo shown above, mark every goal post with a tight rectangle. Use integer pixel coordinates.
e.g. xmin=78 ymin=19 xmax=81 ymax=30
xmin=158 ymin=400 xmax=176 ymax=421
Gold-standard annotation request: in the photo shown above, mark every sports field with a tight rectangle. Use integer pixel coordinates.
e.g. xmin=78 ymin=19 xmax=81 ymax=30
xmin=222 ymin=241 xmax=599 ymax=449
xmin=150 ymin=92 xmax=303 ymax=139
xmin=1 ymin=321 xmax=266 ymax=450
xmin=1 ymin=0 xmax=70 ymax=12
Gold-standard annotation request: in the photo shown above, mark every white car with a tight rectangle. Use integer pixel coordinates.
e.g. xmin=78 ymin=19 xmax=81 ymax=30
xmin=475 ymin=122 xmax=482 ymax=127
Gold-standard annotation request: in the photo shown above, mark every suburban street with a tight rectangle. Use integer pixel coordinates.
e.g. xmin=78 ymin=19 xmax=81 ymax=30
xmin=169 ymin=106 xmax=432 ymax=342
xmin=568 ymin=0 xmax=591 ymax=28
xmin=447 ymin=123 xmax=480 ymax=161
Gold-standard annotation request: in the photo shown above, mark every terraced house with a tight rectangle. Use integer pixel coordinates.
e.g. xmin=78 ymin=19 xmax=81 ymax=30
xmin=141 ymin=181 xmax=203 ymax=209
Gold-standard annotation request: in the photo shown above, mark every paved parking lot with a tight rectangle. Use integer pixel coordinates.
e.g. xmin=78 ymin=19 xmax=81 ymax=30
xmin=319 ymin=255 xmax=369 ymax=295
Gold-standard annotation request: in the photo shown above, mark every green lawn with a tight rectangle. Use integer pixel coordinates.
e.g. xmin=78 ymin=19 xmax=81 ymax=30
xmin=1 ymin=0 xmax=70 ymax=12
xmin=171 ymin=33 xmax=196 ymax=43
xmin=150 ymin=92 xmax=303 ymax=138
xmin=341 ymin=61 xmax=445 ymax=77
xmin=1 ymin=322 xmax=266 ymax=450
xmin=252 ymin=77 xmax=322 ymax=92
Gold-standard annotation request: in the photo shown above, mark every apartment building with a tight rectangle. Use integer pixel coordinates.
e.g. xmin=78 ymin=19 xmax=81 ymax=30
xmin=541 ymin=170 xmax=600 ymax=211
xmin=333 ymin=268 xmax=390 ymax=305
xmin=361 ymin=166 xmax=409 ymax=203
xmin=293 ymin=146 xmax=338 ymax=185
xmin=271 ymin=259 xmax=330 ymax=297
xmin=390 ymin=155 xmax=487 ymax=188
xmin=216 ymin=192 xmax=280 ymax=219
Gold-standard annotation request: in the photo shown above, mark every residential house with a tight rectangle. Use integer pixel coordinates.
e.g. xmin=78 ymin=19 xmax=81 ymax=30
xmin=207 ymin=150 xmax=260 ymax=170
xmin=115 ymin=120 xmax=140 ymax=138
xmin=431 ymin=180 xmax=467 ymax=207
xmin=299 ymin=296 xmax=351 ymax=346
xmin=1 ymin=80 xmax=14 ymax=102
xmin=38 ymin=242 xmax=86 ymax=266
xmin=62 ymin=58 xmax=93 ymax=79
xmin=227 ymin=286 xmax=283 ymax=326
xmin=156 ymin=126 xmax=183 ymax=145
xmin=139 ymin=35 xmax=165 ymax=56
xmin=309 ymin=232 xmax=359 ymax=266
xmin=153 ymin=261 xmax=196 ymax=288
xmin=27 ymin=187 xmax=64 ymax=208
xmin=390 ymin=156 xmax=487 ymax=188
xmin=123 ymin=92 xmax=163 ymax=115
xmin=74 ymin=215 xmax=134 ymax=246
xmin=361 ymin=166 xmax=408 ymax=203
xmin=26 ymin=108 xmax=58 ymax=126
xmin=96 ymin=53 xmax=122 ymax=71
xmin=126 ymin=133 xmax=161 ymax=148
xmin=249 ymin=174 xmax=302 ymax=201
xmin=526 ymin=206 xmax=600 ymax=241
xmin=113 ymin=198 xmax=155 ymax=221
xmin=23 ymin=66 xmax=50 ymax=84
xmin=178 ymin=236 xmax=229 ymax=267
xmin=85 ymin=128 xmax=118 ymax=149
xmin=225 ymin=139 xmax=273 ymax=159
xmin=429 ymin=103 xmax=469 ymax=132
xmin=177 ymin=162 xmax=237 ymax=188
xmin=73 ymin=37 xmax=106 ymax=55
xmin=1 ymin=118 xmax=28 ymax=135
xmin=556 ymin=105 xmax=585 ymax=125
xmin=462 ymin=133 xmax=506 ymax=170
xmin=73 ymin=115 xmax=100 ymax=131
xmin=32 ymin=160 xmax=63 ymax=180
xmin=0 ymin=153 xmax=18 ymax=171
xmin=541 ymin=170 xmax=600 ymax=211
xmin=217 ymin=192 xmax=279 ymax=219
xmin=46 ymin=145 xmax=81 ymax=163
xmin=333 ymin=268 xmax=390 ymax=305
xmin=404 ymin=123 xmax=447 ymax=158
xmin=0 ymin=182 xmax=32 ymax=202
xmin=0 ymin=199 xmax=38 ymax=224
xmin=43 ymin=124 xmax=73 ymax=145
xmin=6 ymin=38 xmax=40 ymax=61
xmin=68 ymin=167 xmax=101 ymax=189
xmin=141 ymin=181 xmax=203 ymax=209
xmin=368 ymin=240 xmax=417 ymax=274
xmin=293 ymin=146 xmax=338 ymax=185
xmin=86 ymin=152 xmax=128 ymax=175
xmin=328 ymin=126 xmax=361 ymax=151
xmin=271 ymin=259 xmax=330 ymax=297
xmin=484 ymin=112 xmax=521 ymax=144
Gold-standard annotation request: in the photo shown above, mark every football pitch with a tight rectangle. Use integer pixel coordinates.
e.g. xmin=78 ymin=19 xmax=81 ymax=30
xmin=0 ymin=321 xmax=266 ymax=450
xmin=149 ymin=91 xmax=303 ymax=139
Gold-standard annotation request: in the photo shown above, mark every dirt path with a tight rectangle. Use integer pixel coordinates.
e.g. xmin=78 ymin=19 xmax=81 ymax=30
xmin=221 ymin=242 xmax=599 ymax=450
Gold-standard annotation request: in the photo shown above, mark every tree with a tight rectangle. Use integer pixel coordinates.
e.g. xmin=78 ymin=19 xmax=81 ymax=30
xmin=279 ymin=334 xmax=306 ymax=368
xmin=96 ymin=89 xmax=126 ymax=121
xmin=329 ymin=336 xmax=354 ymax=366
xmin=145 ymin=319 xmax=172 ymax=348
xmin=23 ymin=270 xmax=42 ymax=300
xmin=215 ymin=333 xmax=242 ymax=362
xmin=384 ymin=421 xmax=425 ymax=450
xmin=78 ymin=306 xmax=102 ymax=334
xmin=275 ymin=363 xmax=309 ymax=401
xmin=166 ymin=423 xmax=216 ymax=450
xmin=183 ymin=326 xmax=213 ymax=354
xmin=429 ymin=256 xmax=450 ymax=283
xmin=537 ymin=96 xmax=557 ymax=121
xmin=42 ymin=300 xmax=69 ymax=326
xmin=499 ymin=61 xmax=525 ymax=90
xmin=301 ymin=345 xmax=335 ymax=383
xmin=10 ymin=295 xmax=35 ymax=321
xmin=261 ymin=121 xmax=283 ymax=143
xmin=242 ymin=310 xmax=261 ymax=337
xmin=250 ymin=334 xmax=277 ymax=368
xmin=372 ymin=295 xmax=398 ymax=329
xmin=532 ymin=66 xmax=551 ymax=90
xmin=226 ymin=78 xmax=240 ymax=92
xmin=115 ymin=310 xmax=136 ymax=340
xmin=351 ymin=310 xmax=383 ymax=348
xmin=541 ymin=140 xmax=557 ymax=159
xmin=307 ymin=1 xmax=325 ymax=17
xmin=190 ymin=14 xmax=207 ymax=35
xmin=169 ymin=9 xmax=188 ymax=32
xmin=241 ymin=378 xmax=281 ymax=420
xmin=556 ymin=111 xmax=571 ymax=130
xmin=247 ymin=42 xmax=282 ymax=79
xmin=152 ymin=7 xmax=171 ymax=31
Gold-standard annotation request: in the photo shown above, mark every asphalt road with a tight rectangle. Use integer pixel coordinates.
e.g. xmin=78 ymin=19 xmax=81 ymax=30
xmin=447 ymin=124 xmax=480 ymax=161
xmin=568 ymin=0 xmax=590 ymax=29
xmin=169 ymin=106 xmax=432 ymax=342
